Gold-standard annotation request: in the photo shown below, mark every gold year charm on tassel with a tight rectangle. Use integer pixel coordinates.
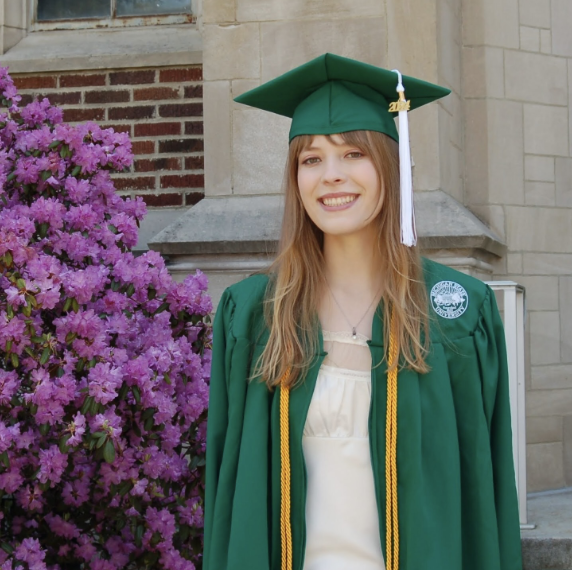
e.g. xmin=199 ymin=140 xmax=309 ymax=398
xmin=389 ymin=90 xmax=410 ymax=113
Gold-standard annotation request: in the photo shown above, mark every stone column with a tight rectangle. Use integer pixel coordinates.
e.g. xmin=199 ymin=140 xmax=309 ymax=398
xmin=0 ymin=0 xmax=27 ymax=56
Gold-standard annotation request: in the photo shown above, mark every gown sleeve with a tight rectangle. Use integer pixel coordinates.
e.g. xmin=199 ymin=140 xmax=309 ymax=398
xmin=203 ymin=289 xmax=236 ymax=570
xmin=474 ymin=286 xmax=523 ymax=570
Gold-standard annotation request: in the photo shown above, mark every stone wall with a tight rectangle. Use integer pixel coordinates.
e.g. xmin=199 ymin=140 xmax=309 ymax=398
xmin=463 ymin=0 xmax=572 ymax=491
xmin=13 ymin=67 xmax=204 ymax=210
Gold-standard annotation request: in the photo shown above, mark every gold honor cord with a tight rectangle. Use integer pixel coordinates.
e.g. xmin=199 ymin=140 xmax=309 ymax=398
xmin=385 ymin=311 xmax=399 ymax=570
xmin=280 ymin=367 xmax=293 ymax=570
xmin=279 ymin=312 xmax=399 ymax=570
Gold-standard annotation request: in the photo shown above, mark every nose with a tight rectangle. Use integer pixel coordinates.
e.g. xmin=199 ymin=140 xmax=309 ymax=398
xmin=322 ymin=157 xmax=346 ymax=185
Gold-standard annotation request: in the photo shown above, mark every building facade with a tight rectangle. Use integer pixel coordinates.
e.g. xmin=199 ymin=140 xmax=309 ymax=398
xmin=2 ymin=0 xmax=572 ymax=493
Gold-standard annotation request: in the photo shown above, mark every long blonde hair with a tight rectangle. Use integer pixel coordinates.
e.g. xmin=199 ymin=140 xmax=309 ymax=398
xmin=256 ymin=130 xmax=429 ymax=389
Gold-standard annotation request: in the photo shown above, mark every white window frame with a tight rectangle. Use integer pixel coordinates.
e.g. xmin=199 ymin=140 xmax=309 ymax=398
xmin=29 ymin=0 xmax=195 ymax=32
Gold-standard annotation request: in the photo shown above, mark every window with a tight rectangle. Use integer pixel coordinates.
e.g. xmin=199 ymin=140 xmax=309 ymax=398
xmin=34 ymin=0 xmax=193 ymax=27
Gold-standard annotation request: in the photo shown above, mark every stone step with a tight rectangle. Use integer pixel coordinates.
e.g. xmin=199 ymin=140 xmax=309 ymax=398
xmin=522 ymin=537 xmax=572 ymax=570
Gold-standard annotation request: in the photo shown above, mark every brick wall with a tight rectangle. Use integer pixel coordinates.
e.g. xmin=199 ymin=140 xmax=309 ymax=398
xmin=12 ymin=66 xmax=204 ymax=209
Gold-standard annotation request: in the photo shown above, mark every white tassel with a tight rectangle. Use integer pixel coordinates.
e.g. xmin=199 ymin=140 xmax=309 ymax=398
xmin=391 ymin=69 xmax=416 ymax=247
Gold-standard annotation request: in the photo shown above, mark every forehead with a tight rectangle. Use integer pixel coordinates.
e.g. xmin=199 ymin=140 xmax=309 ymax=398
xmin=300 ymin=134 xmax=350 ymax=151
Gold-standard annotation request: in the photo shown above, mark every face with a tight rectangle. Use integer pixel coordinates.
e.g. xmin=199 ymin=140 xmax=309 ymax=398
xmin=297 ymin=134 xmax=383 ymax=238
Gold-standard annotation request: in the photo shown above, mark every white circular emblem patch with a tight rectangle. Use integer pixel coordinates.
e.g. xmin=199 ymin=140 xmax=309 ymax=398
xmin=430 ymin=281 xmax=468 ymax=319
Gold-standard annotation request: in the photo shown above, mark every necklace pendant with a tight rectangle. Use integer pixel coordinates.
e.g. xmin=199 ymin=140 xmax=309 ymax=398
xmin=352 ymin=327 xmax=357 ymax=340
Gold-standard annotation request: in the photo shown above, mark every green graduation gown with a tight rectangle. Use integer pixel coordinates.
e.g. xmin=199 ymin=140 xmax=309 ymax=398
xmin=204 ymin=259 xmax=523 ymax=570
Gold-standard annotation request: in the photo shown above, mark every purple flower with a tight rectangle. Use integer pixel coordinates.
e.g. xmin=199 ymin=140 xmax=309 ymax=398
xmin=37 ymin=445 xmax=68 ymax=486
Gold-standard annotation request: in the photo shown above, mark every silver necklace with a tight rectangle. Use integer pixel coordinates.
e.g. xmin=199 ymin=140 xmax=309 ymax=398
xmin=325 ymin=278 xmax=383 ymax=340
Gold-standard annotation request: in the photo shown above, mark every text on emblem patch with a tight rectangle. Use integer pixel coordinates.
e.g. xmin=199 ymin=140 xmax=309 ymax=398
xmin=430 ymin=281 xmax=468 ymax=319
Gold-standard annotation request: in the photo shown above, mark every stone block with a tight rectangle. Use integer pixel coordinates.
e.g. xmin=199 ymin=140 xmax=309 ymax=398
xmin=523 ymin=253 xmax=572 ymax=275
xmin=203 ymin=0 xmax=235 ymax=24
xmin=527 ymin=442 xmax=565 ymax=492
xmin=232 ymin=108 xmax=290 ymax=195
xmin=525 ymin=181 xmax=555 ymax=206
xmin=463 ymin=0 xmax=519 ymax=49
xmin=505 ymin=51 xmax=567 ymax=105
xmin=559 ymin=277 xmax=572 ymax=362
xmin=506 ymin=252 xmax=523 ymax=274
xmin=527 ymin=416 xmax=563 ymax=444
xmin=519 ymin=0 xmax=551 ymax=28
xmin=203 ymin=24 xmax=260 ymax=81
xmin=520 ymin=26 xmax=540 ymax=52
xmin=540 ymin=30 xmax=552 ymax=54
xmin=525 ymin=155 xmax=555 ymax=182
xmin=204 ymin=81 xmax=232 ymax=196
xmin=464 ymin=99 xmax=488 ymax=205
xmin=237 ymin=0 xmax=384 ymax=22
xmin=555 ymin=158 xmax=572 ymax=207
xmin=437 ymin=0 xmax=462 ymax=93
xmin=564 ymin=416 xmax=572 ymax=486
xmin=529 ymin=311 xmax=561 ymax=366
xmin=410 ymin=104 xmax=441 ymax=192
xmin=507 ymin=206 xmax=572 ymax=253
xmin=524 ymin=104 xmax=569 ymax=157
xmin=531 ymin=365 xmax=572 ymax=390
xmin=469 ymin=204 xmax=506 ymax=241
xmin=488 ymin=100 xmax=525 ymax=204
xmin=552 ymin=0 xmax=572 ymax=57
xmin=260 ymin=18 xmax=385 ymax=82
xmin=4 ymin=0 xmax=26 ymax=28
xmin=506 ymin=275 xmax=558 ymax=311
xmin=231 ymin=79 xmax=258 ymax=102
xmin=462 ymin=46 xmax=504 ymax=99
xmin=527 ymin=388 xmax=572 ymax=416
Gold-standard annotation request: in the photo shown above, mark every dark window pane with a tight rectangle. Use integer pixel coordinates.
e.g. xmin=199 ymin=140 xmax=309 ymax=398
xmin=37 ymin=0 xmax=110 ymax=20
xmin=117 ymin=0 xmax=192 ymax=16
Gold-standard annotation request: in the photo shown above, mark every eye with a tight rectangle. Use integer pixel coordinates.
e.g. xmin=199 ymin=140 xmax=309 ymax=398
xmin=300 ymin=156 xmax=320 ymax=165
xmin=346 ymin=151 xmax=364 ymax=159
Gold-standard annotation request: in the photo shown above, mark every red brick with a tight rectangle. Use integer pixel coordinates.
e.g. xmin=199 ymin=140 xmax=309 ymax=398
xmin=39 ymin=92 xmax=81 ymax=105
xmin=19 ymin=94 xmax=33 ymax=106
xmin=132 ymin=141 xmax=155 ymax=154
xmin=134 ymin=122 xmax=181 ymax=137
xmin=135 ymin=158 xmax=181 ymax=172
xmin=60 ymin=74 xmax=106 ymax=88
xmin=161 ymin=174 xmax=204 ymax=188
xmin=184 ymin=85 xmax=203 ymax=98
xmin=159 ymin=103 xmax=202 ymax=118
xmin=185 ymin=156 xmax=204 ymax=170
xmin=63 ymin=108 xmax=105 ymax=122
xmin=110 ymin=70 xmax=155 ymax=85
xmin=14 ymin=76 xmax=56 ymax=90
xmin=113 ymin=176 xmax=155 ymax=191
xmin=159 ymin=68 xmax=202 ymax=83
xmin=134 ymin=87 xmax=180 ymax=101
xmin=108 ymin=106 xmax=154 ymax=121
xmin=139 ymin=193 xmax=183 ymax=207
xmin=184 ymin=121 xmax=203 ymax=135
xmin=159 ymin=139 xmax=204 ymax=154
xmin=185 ymin=192 xmax=204 ymax=206
xmin=102 ymin=123 xmax=132 ymax=135
xmin=85 ymin=90 xmax=130 ymax=104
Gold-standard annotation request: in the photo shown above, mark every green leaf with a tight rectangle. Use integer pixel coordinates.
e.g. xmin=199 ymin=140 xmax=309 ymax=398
xmin=80 ymin=395 xmax=93 ymax=416
xmin=65 ymin=332 xmax=77 ymax=343
xmin=75 ymin=358 xmax=85 ymax=373
xmin=10 ymin=353 xmax=18 ymax=368
xmin=49 ymin=140 xmax=61 ymax=149
xmin=39 ymin=347 xmax=50 ymax=365
xmin=163 ymin=373 xmax=171 ymax=385
xmin=154 ymin=302 xmax=169 ymax=315
xmin=132 ymin=422 xmax=141 ymax=438
xmin=132 ymin=386 xmax=141 ymax=404
xmin=3 ymin=251 xmax=13 ymax=267
xmin=72 ymin=298 xmax=79 ymax=313
xmin=103 ymin=439 xmax=116 ymax=464
xmin=16 ymin=278 xmax=26 ymax=289
xmin=126 ymin=283 xmax=135 ymax=297
xmin=95 ymin=435 xmax=107 ymax=449
xmin=1 ymin=541 xmax=14 ymax=555
xmin=90 ymin=397 xmax=100 ymax=416
xmin=6 ymin=172 xmax=16 ymax=182
xmin=118 ymin=382 xmax=128 ymax=401
xmin=59 ymin=434 xmax=71 ymax=454
xmin=39 ymin=423 xmax=50 ymax=436
xmin=71 ymin=165 xmax=81 ymax=177
xmin=141 ymin=408 xmax=155 ymax=421
xmin=144 ymin=417 xmax=153 ymax=432
xmin=134 ymin=524 xmax=144 ymax=547
xmin=0 ymin=451 xmax=10 ymax=469
xmin=6 ymin=305 xmax=13 ymax=319
xmin=31 ymin=335 xmax=43 ymax=344
xmin=62 ymin=297 xmax=72 ymax=312
xmin=39 ymin=222 xmax=49 ymax=238
xmin=41 ymin=170 xmax=51 ymax=181
xmin=24 ymin=347 xmax=36 ymax=359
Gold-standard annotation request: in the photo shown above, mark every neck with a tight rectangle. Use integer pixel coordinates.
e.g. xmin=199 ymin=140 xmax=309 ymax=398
xmin=322 ymin=229 xmax=384 ymax=294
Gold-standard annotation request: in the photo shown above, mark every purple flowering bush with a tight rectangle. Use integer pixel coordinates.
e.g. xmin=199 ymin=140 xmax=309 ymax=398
xmin=0 ymin=68 xmax=211 ymax=569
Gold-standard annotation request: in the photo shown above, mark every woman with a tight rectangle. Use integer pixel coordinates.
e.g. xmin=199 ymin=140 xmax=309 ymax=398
xmin=204 ymin=54 xmax=522 ymax=570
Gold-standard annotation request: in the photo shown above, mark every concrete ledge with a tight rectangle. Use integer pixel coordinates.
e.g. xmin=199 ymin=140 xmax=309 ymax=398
xmin=148 ymin=190 xmax=506 ymax=258
xmin=522 ymin=537 xmax=572 ymax=570
xmin=0 ymin=25 xmax=202 ymax=73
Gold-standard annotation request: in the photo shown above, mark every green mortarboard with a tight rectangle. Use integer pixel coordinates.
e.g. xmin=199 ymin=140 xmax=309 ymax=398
xmin=234 ymin=53 xmax=450 ymax=142
xmin=234 ymin=53 xmax=451 ymax=247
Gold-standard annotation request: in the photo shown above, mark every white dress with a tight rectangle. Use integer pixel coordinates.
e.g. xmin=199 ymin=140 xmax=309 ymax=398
xmin=302 ymin=330 xmax=386 ymax=570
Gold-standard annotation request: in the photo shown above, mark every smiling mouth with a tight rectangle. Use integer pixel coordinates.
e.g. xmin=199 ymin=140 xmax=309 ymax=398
xmin=320 ymin=195 xmax=357 ymax=207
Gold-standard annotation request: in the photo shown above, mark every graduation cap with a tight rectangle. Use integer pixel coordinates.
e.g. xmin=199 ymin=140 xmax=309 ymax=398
xmin=234 ymin=53 xmax=451 ymax=247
